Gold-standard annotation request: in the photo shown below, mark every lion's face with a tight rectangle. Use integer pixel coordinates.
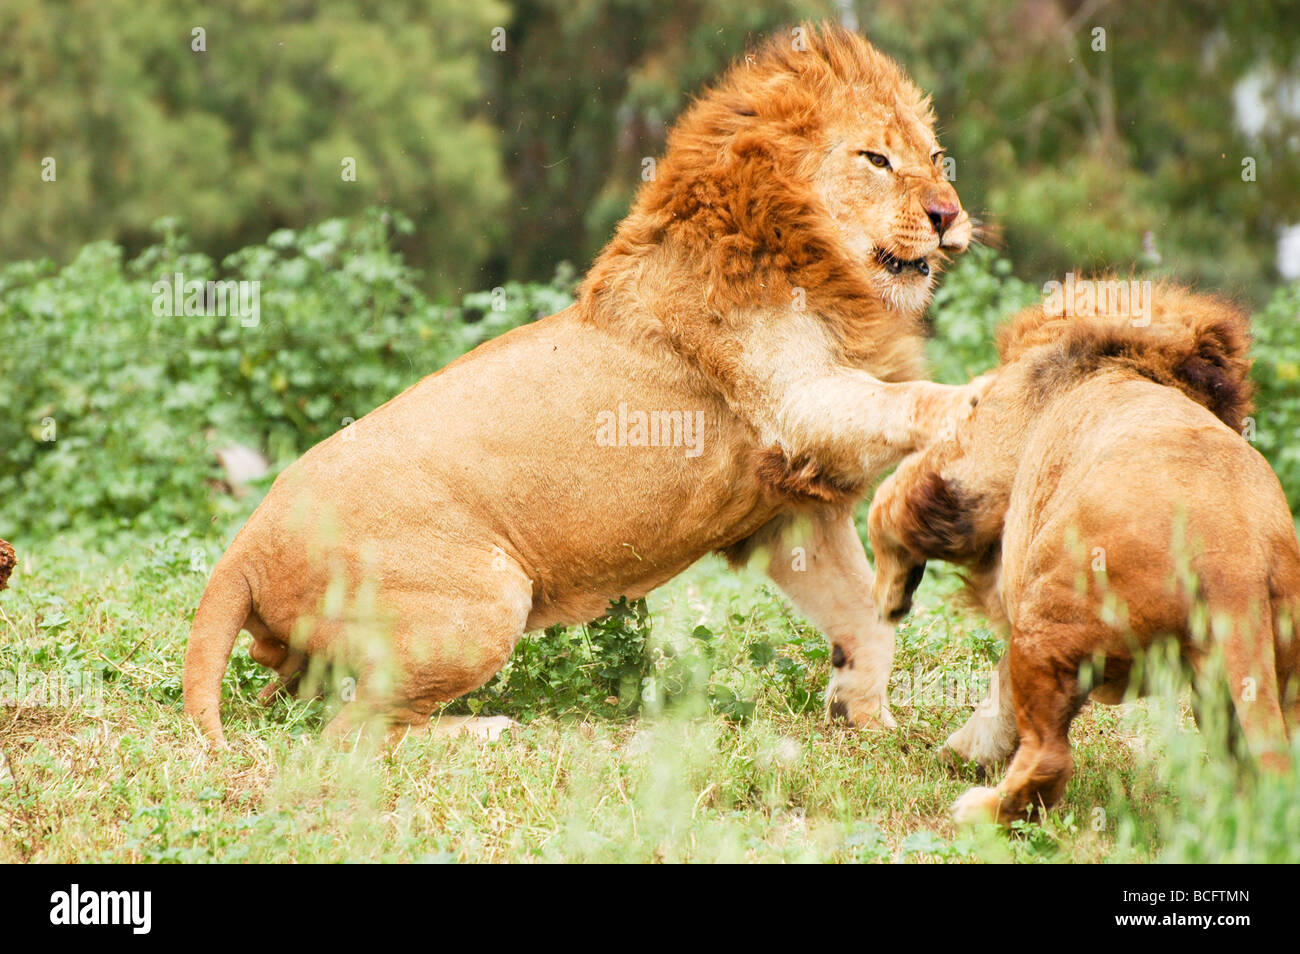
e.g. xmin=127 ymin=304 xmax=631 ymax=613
xmin=591 ymin=24 xmax=971 ymax=368
xmin=814 ymin=99 xmax=970 ymax=314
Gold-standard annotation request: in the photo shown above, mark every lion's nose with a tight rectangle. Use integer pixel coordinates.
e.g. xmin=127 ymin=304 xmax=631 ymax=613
xmin=926 ymin=199 xmax=960 ymax=238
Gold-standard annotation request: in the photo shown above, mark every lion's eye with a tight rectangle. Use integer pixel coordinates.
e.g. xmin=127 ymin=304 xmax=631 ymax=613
xmin=931 ymin=151 xmax=945 ymax=165
xmin=859 ymin=151 xmax=891 ymax=170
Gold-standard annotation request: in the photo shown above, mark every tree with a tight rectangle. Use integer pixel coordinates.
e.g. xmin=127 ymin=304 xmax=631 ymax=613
xmin=0 ymin=0 xmax=509 ymax=296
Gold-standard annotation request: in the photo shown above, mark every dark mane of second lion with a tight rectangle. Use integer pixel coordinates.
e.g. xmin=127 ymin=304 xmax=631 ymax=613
xmin=1026 ymin=311 xmax=1254 ymax=432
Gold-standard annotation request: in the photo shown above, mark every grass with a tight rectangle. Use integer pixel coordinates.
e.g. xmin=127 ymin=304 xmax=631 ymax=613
xmin=1 ymin=525 xmax=1297 ymax=863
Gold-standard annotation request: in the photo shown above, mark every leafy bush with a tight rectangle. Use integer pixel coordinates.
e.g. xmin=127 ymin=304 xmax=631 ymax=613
xmin=925 ymin=244 xmax=1039 ymax=384
xmin=0 ymin=211 xmax=574 ymax=539
xmin=1246 ymin=281 xmax=1300 ymax=512
xmin=459 ymin=592 xmax=831 ymax=725
xmin=461 ymin=598 xmax=654 ymax=722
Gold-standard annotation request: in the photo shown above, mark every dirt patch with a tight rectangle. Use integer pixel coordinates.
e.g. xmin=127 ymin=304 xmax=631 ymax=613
xmin=0 ymin=705 xmax=97 ymax=748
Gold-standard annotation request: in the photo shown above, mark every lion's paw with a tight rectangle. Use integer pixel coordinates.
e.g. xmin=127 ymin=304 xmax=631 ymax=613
xmin=827 ymin=686 xmax=897 ymax=730
xmin=951 ymin=785 xmax=1003 ymax=826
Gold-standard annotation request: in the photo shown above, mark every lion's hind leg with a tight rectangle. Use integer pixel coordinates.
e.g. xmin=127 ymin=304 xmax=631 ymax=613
xmin=953 ymin=628 xmax=1085 ymax=826
xmin=321 ymin=549 xmax=532 ymax=748
xmin=1206 ymin=595 xmax=1293 ymax=774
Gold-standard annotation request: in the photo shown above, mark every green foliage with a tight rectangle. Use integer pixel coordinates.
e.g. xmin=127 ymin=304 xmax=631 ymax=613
xmin=925 ymin=245 xmax=1039 ymax=383
xmin=0 ymin=212 xmax=573 ymax=539
xmin=0 ymin=0 xmax=508 ymax=296
xmin=462 ymin=598 xmax=654 ymax=722
xmin=1247 ymin=282 xmax=1300 ymax=511
xmin=461 ymin=593 xmax=830 ymax=725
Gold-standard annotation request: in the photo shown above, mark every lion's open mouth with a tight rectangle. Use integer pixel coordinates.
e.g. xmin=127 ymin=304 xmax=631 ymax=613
xmin=875 ymin=248 xmax=930 ymax=277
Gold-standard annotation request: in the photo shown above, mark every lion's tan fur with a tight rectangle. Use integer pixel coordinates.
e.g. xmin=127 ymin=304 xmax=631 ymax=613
xmin=868 ymin=284 xmax=1300 ymax=823
xmin=183 ymin=23 xmax=979 ymax=745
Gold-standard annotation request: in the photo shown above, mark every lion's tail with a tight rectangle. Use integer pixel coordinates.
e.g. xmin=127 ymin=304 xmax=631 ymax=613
xmin=182 ymin=552 xmax=251 ymax=748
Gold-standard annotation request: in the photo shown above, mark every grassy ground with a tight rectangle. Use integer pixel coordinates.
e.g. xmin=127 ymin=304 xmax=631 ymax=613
xmin=1 ymin=529 xmax=1297 ymax=863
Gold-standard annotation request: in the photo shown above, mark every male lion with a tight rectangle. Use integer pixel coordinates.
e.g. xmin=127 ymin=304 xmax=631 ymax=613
xmin=184 ymin=23 xmax=979 ymax=746
xmin=867 ymin=284 xmax=1300 ymax=824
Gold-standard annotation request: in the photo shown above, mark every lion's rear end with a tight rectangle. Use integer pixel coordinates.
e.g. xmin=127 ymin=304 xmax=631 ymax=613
xmin=1056 ymin=407 xmax=1297 ymax=767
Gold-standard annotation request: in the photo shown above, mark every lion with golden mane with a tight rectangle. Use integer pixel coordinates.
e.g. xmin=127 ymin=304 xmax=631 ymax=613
xmin=867 ymin=284 xmax=1300 ymax=824
xmin=184 ymin=23 xmax=979 ymax=746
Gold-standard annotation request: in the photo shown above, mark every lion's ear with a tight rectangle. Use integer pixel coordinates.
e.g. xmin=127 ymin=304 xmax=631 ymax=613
xmin=1140 ymin=287 xmax=1253 ymax=431
xmin=1167 ymin=307 xmax=1254 ymax=432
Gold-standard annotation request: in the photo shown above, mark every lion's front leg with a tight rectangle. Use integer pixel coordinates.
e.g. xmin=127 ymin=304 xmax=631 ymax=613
xmin=866 ymin=461 xmax=934 ymax=622
xmin=759 ymin=508 xmax=898 ymax=729
xmin=777 ymin=372 xmax=986 ymax=484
